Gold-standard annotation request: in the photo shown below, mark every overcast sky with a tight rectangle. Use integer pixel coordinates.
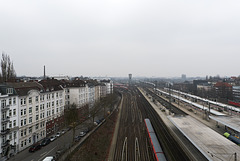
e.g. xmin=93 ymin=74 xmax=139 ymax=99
xmin=0 ymin=0 xmax=240 ymax=78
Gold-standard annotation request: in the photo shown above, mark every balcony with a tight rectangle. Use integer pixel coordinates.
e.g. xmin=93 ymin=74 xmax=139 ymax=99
xmin=1 ymin=128 xmax=10 ymax=135
xmin=1 ymin=116 xmax=10 ymax=123
xmin=1 ymin=140 xmax=10 ymax=147
xmin=1 ymin=105 xmax=10 ymax=112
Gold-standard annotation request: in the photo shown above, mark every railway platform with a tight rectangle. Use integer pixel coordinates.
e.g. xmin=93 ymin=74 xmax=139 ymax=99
xmin=138 ymin=87 xmax=208 ymax=161
xmin=169 ymin=115 xmax=240 ymax=161
xmin=210 ymin=115 xmax=240 ymax=134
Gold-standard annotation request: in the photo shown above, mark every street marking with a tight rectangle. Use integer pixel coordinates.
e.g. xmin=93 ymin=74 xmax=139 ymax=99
xmin=40 ymin=151 xmax=47 ymax=156
xmin=37 ymin=146 xmax=57 ymax=161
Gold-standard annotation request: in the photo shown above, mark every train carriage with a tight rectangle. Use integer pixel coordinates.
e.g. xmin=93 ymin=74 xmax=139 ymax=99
xmin=145 ymin=118 xmax=167 ymax=161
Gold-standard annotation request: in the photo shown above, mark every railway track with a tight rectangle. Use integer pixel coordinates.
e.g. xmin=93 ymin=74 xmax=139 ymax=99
xmin=113 ymin=90 xmax=154 ymax=161
xmin=113 ymin=87 xmax=191 ymax=161
xmin=136 ymin=88 xmax=191 ymax=161
xmin=144 ymin=87 xmax=187 ymax=116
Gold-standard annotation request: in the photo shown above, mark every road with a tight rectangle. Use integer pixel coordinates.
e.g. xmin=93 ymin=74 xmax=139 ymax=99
xmin=9 ymin=120 xmax=96 ymax=161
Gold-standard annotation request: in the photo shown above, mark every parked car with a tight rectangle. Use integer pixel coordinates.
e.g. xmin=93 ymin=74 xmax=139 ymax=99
xmin=29 ymin=143 xmax=42 ymax=152
xmin=56 ymin=132 xmax=61 ymax=137
xmin=50 ymin=136 xmax=56 ymax=142
xmin=79 ymin=131 xmax=86 ymax=137
xmin=75 ymin=135 xmax=81 ymax=142
xmin=41 ymin=138 xmax=51 ymax=146
xmin=61 ymin=130 xmax=65 ymax=134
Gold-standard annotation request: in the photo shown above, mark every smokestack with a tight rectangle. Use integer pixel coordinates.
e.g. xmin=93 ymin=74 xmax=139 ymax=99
xmin=44 ymin=65 xmax=46 ymax=79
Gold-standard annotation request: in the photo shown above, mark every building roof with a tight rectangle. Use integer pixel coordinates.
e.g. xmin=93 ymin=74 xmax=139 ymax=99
xmin=7 ymin=82 xmax=44 ymax=96
xmin=39 ymin=79 xmax=64 ymax=91
xmin=62 ymin=80 xmax=86 ymax=88
xmin=214 ymin=82 xmax=232 ymax=88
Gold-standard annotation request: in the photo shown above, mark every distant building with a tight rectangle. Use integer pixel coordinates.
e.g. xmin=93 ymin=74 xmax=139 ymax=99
xmin=232 ymin=86 xmax=240 ymax=102
xmin=181 ymin=74 xmax=186 ymax=80
xmin=214 ymin=82 xmax=232 ymax=102
xmin=100 ymin=80 xmax=113 ymax=94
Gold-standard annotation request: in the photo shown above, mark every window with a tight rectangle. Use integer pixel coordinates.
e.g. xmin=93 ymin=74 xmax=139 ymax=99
xmin=1 ymin=100 xmax=6 ymax=108
xmin=36 ymin=115 xmax=39 ymax=121
xmin=7 ymin=88 xmax=13 ymax=94
xmin=36 ymin=105 xmax=39 ymax=111
xmin=21 ymin=109 xmax=23 ymax=116
xmin=13 ymin=109 xmax=16 ymax=116
xmin=9 ymin=121 xmax=12 ymax=128
xmin=29 ymin=107 xmax=32 ymax=114
xmin=13 ymin=120 xmax=16 ymax=127
xmin=52 ymin=109 xmax=54 ymax=115
xmin=21 ymin=120 xmax=23 ymax=126
xmin=29 ymin=137 xmax=31 ymax=143
xmin=20 ymin=98 xmax=26 ymax=105
xmin=21 ymin=130 xmax=23 ymax=137
xmin=14 ymin=131 xmax=16 ymax=138
xmin=24 ymin=109 xmax=26 ymax=115
xmin=13 ymin=97 xmax=16 ymax=104
xmin=9 ymin=98 xmax=12 ymax=105
xmin=24 ymin=119 xmax=26 ymax=125
xmin=9 ymin=110 xmax=12 ymax=117
xmin=21 ymin=141 xmax=23 ymax=147
xmin=56 ymin=100 xmax=59 ymax=106
xmin=52 ymin=102 xmax=54 ymax=107
xmin=29 ymin=97 xmax=32 ymax=104
xmin=29 ymin=127 xmax=32 ymax=133
xmin=52 ymin=93 xmax=54 ymax=99
xmin=35 ymin=96 xmax=39 ymax=102
xmin=24 ymin=129 xmax=26 ymax=135
xmin=29 ymin=117 xmax=32 ymax=123
xmin=36 ymin=123 xmax=39 ymax=130
xmin=24 ymin=139 xmax=26 ymax=146
xmin=57 ymin=108 xmax=58 ymax=113
xmin=9 ymin=133 xmax=12 ymax=140
xmin=56 ymin=93 xmax=59 ymax=98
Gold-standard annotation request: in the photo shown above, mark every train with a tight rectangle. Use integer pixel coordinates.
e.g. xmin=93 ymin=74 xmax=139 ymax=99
xmin=224 ymin=132 xmax=240 ymax=145
xmin=144 ymin=118 xmax=167 ymax=161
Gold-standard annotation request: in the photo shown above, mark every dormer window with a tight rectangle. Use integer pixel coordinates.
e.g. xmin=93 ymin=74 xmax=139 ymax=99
xmin=7 ymin=88 xmax=13 ymax=94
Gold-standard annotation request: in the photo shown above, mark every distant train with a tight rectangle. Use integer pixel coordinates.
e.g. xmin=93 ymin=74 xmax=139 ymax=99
xmin=144 ymin=118 xmax=167 ymax=161
xmin=224 ymin=132 xmax=240 ymax=145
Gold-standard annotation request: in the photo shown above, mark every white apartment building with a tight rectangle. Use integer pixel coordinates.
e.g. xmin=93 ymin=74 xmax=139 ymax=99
xmin=100 ymin=80 xmax=113 ymax=95
xmin=64 ymin=80 xmax=88 ymax=108
xmin=7 ymin=80 xmax=64 ymax=152
xmin=0 ymin=85 xmax=19 ymax=158
xmin=87 ymin=83 xmax=95 ymax=108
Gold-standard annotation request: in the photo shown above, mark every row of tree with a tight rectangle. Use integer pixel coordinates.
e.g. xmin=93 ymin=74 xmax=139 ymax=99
xmin=0 ymin=53 xmax=16 ymax=82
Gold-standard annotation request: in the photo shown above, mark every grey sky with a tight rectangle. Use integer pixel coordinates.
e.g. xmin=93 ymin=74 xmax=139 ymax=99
xmin=0 ymin=0 xmax=240 ymax=78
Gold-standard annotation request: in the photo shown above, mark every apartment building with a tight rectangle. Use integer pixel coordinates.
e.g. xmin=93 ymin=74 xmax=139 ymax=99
xmin=39 ymin=79 xmax=65 ymax=137
xmin=100 ymin=80 xmax=113 ymax=94
xmin=7 ymin=80 xmax=64 ymax=151
xmin=0 ymin=78 xmax=111 ymax=157
xmin=0 ymin=85 xmax=19 ymax=157
xmin=63 ymin=80 xmax=88 ymax=107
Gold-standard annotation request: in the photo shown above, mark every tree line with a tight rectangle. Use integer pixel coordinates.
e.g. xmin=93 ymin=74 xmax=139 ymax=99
xmin=0 ymin=52 xmax=16 ymax=82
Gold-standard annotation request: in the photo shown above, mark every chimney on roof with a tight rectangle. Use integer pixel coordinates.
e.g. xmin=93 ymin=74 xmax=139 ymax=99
xmin=44 ymin=65 xmax=46 ymax=79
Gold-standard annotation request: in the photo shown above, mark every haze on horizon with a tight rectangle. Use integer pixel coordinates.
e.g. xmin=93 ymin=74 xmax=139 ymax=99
xmin=0 ymin=0 xmax=240 ymax=78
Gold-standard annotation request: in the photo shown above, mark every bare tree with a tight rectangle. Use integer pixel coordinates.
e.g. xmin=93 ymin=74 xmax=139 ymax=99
xmin=64 ymin=103 xmax=79 ymax=143
xmin=0 ymin=53 xmax=16 ymax=82
xmin=89 ymin=100 xmax=102 ymax=122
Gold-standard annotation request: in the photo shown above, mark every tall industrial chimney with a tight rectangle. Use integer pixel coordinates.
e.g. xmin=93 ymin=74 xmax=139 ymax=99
xmin=44 ymin=65 xmax=46 ymax=79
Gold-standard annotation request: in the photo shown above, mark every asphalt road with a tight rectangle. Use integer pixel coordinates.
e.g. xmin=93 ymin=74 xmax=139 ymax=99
xmin=9 ymin=118 xmax=101 ymax=161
